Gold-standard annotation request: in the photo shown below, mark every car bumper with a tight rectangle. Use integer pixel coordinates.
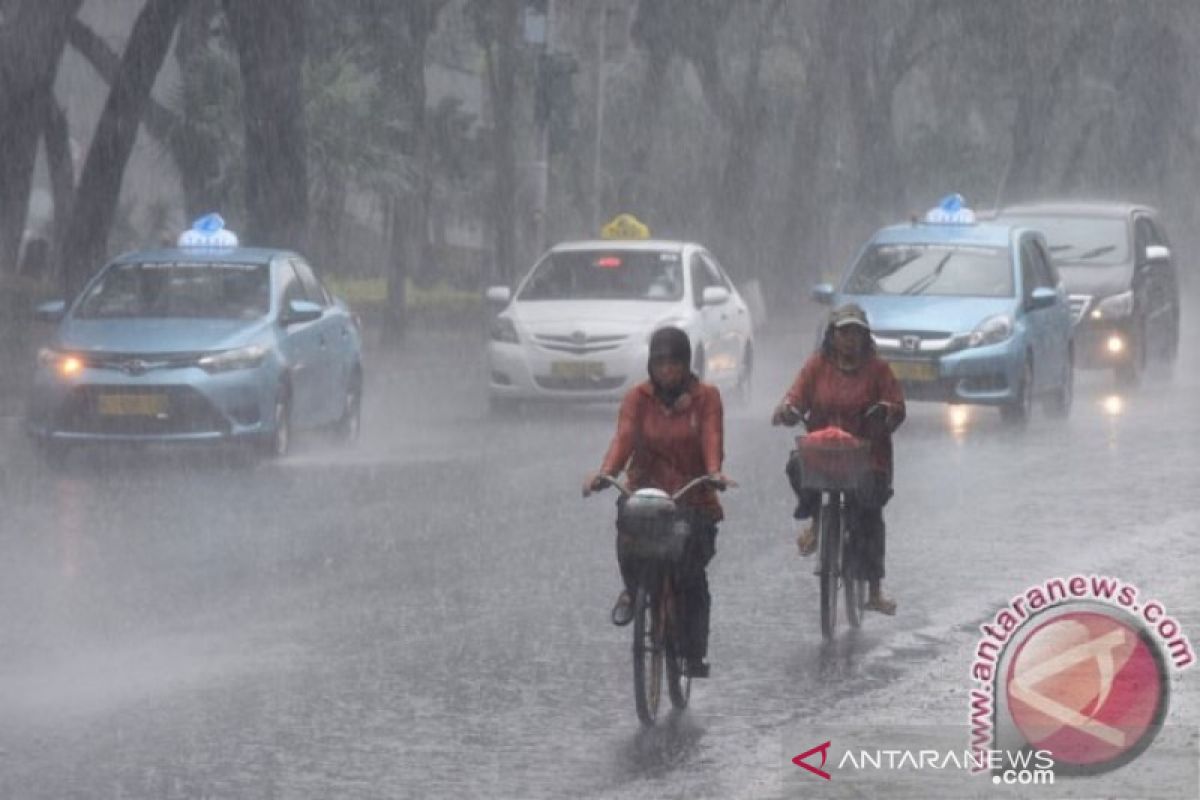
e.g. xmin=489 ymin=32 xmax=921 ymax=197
xmin=487 ymin=340 xmax=648 ymax=402
xmin=880 ymin=341 xmax=1023 ymax=406
xmin=25 ymin=363 xmax=280 ymax=444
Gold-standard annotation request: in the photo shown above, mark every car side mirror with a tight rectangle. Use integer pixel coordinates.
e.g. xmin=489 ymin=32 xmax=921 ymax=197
xmin=811 ymin=283 xmax=835 ymax=305
xmin=1027 ymin=286 xmax=1057 ymax=312
xmin=485 ymin=286 xmax=512 ymax=306
xmin=34 ymin=299 xmax=66 ymax=323
xmin=1144 ymin=244 xmax=1171 ymax=263
xmin=280 ymin=299 xmax=323 ymax=325
xmin=701 ymin=286 xmax=730 ymax=306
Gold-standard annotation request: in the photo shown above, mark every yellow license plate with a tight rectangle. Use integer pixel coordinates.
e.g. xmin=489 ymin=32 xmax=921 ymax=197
xmin=888 ymin=360 xmax=937 ymax=382
xmin=97 ymin=393 xmax=168 ymax=416
xmin=550 ymin=360 xmax=605 ymax=380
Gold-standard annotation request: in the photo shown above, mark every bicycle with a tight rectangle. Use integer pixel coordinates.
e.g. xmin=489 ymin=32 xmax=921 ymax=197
xmin=793 ymin=428 xmax=872 ymax=640
xmin=589 ymin=473 xmax=727 ymax=725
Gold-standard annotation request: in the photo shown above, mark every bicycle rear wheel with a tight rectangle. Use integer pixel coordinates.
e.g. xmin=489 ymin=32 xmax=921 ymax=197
xmin=632 ymin=583 xmax=664 ymax=725
xmin=819 ymin=499 xmax=841 ymax=640
xmin=664 ymin=579 xmax=691 ymax=710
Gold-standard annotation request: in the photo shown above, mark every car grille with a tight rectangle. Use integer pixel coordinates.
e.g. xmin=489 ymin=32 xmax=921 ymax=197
xmin=533 ymin=374 xmax=626 ymax=391
xmin=872 ymin=330 xmax=955 ymax=354
xmin=533 ymin=333 xmax=628 ymax=355
xmin=80 ymin=351 xmax=203 ymax=375
xmin=1067 ymin=295 xmax=1091 ymax=325
xmin=56 ymin=386 xmax=230 ymax=436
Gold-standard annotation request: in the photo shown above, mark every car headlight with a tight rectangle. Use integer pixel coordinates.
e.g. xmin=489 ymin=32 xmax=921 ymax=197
xmin=1094 ymin=290 xmax=1134 ymax=319
xmin=38 ymin=348 xmax=84 ymax=377
xmin=490 ymin=315 xmax=519 ymax=344
xmin=197 ymin=345 xmax=268 ymax=373
xmin=968 ymin=314 xmax=1013 ymax=348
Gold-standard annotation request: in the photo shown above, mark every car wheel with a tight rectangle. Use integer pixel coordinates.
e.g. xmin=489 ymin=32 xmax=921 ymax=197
xmin=1043 ymin=348 xmax=1073 ymax=419
xmin=262 ymin=388 xmax=291 ymax=458
xmin=1000 ymin=357 xmax=1033 ymax=426
xmin=1115 ymin=321 xmax=1147 ymax=387
xmin=335 ymin=369 xmax=362 ymax=444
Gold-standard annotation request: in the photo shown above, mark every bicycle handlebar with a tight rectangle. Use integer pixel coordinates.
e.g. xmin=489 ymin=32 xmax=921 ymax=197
xmin=589 ymin=472 xmax=732 ymax=500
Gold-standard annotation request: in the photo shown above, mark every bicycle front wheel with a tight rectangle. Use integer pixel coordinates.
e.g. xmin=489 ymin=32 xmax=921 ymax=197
xmin=819 ymin=500 xmax=841 ymax=640
xmin=632 ymin=583 xmax=664 ymax=725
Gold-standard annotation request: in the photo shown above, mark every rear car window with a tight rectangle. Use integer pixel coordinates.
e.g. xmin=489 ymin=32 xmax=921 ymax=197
xmin=845 ymin=244 xmax=1014 ymax=298
xmin=518 ymin=250 xmax=684 ymax=302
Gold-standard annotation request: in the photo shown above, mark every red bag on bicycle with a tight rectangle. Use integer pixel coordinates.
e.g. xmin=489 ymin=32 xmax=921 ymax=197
xmin=796 ymin=426 xmax=871 ymax=488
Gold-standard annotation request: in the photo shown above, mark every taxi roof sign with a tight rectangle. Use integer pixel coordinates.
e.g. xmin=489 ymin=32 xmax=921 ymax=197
xmin=179 ymin=212 xmax=239 ymax=248
xmin=600 ymin=213 xmax=651 ymax=240
xmin=924 ymin=193 xmax=976 ymax=225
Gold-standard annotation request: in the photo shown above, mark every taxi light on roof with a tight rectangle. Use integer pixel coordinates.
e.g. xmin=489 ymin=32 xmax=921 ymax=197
xmin=600 ymin=213 xmax=651 ymax=240
xmin=924 ymin=193 xmax=976 ymax=225
xmin=178 ymin=212 xmax=239 ymax=248
xmin=595 ymin=256 xmax=623 ymax=268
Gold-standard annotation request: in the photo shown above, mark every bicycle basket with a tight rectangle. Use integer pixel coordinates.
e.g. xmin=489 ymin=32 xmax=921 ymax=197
xmin=795 ymin=430 xmax=871 ymax=490
xmin=619 ymin=490 xmax=689 ymax=562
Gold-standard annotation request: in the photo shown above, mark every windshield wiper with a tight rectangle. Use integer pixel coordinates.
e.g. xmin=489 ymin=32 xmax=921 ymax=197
xmin=1048 ymin=244 xmax=1072 ymax=252
xmin=1075 ymin=245 xmax=1115 ymax=260
xmin=901 ymin=252 xmax=953 ymax=295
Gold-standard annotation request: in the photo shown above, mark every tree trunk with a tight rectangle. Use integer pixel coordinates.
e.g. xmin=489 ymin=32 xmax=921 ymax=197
xmin=483 ymin=0 xmax=521 ymax=286
xmin=43 ymin=97 xmax=74 ymax=277
xmin=60 ymin=0 xmax=190 ymax=299
xmin=615 ymin=48 xmax=669 ymax=215
xmin=224 ymin=0 xmax=308 ymax=252
xmin=0 ymin=0 xmax=83 ymax=275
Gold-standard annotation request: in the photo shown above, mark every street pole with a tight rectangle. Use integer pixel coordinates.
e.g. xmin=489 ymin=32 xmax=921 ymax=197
xmin=591 ymin=1 xmax=608 ymax=232
xmin=532 ymin=0 xmax=554 ymax=257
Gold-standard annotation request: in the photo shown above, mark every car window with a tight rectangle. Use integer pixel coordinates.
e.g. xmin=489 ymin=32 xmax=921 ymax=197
xmin=518 ymin=250 xmax=684 ymax=302
xmin=291 ymin=259 xmax=330 ymax=306
xmin=1036 ymin=240 xmax=1062 ymax=287
xmin=1001 ymin=215 xmax=1129 ymax=265
xmin=75 ymin=261 xmax=271 ymax=320
xmin=691 ymin=253 xmax=720 ymax=307
xmin=279 ymin=261 xmax=308 ymax=308
xmin=844 ymin=243 xmax=1014 ymax=298
xmin=699 ymin=252 xmax=734 ymax=292
xmin=1028 ymin=239 xmax=1056 ymax=289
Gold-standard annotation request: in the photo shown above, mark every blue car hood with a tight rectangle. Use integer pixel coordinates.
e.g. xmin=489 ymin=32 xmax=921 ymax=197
xmin=839 ymin=294 xmax=1018 ymax=334
xmin=56 ymin=318 xmax=270 ymax=354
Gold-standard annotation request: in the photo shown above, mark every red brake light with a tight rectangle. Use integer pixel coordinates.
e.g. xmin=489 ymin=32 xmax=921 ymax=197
xmin=595 ymin=256 xmax=622 ymax=269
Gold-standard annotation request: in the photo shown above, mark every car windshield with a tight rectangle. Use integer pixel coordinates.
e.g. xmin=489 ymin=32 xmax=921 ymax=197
xmin=518 ymin=250 xmax=684 ymax=302
xmin=75 ymin=262 xmax=271 ymax=320
xmin=1001 ymin=216 xmax=1129 ymax=265
xmin=845 ymin=243 xmax=1014 ymax=297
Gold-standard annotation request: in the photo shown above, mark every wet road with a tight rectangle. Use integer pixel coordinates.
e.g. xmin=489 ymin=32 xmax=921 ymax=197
xmin=1 ymin=321 xmax=1198 ymax=799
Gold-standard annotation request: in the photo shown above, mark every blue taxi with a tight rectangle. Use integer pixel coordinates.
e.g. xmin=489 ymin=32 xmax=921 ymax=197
xmin=26 ymin=215 xmax=364 ymax=460
xmin=813 ymin=196 xmax=1074 ymax=423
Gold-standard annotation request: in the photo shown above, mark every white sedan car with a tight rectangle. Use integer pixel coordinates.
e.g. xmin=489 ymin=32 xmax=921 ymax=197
xmin=486 ymin=239 xmax=754 ymax=410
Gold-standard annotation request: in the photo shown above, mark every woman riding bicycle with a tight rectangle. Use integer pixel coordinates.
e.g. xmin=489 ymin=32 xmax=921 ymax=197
xmin=583 ymin=326 xmax=730 ymax=678
xmin=771 ymin=303 xmax=905 ymax=615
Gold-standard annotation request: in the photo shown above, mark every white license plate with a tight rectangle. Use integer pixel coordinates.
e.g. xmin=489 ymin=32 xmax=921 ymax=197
xmin=550 ymin=361 xmax=605 ymax=380
xmin=887 ymin=360 xmax=937 ymax=382
xmin=97 ymin=393 xmax=168 ymax=416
